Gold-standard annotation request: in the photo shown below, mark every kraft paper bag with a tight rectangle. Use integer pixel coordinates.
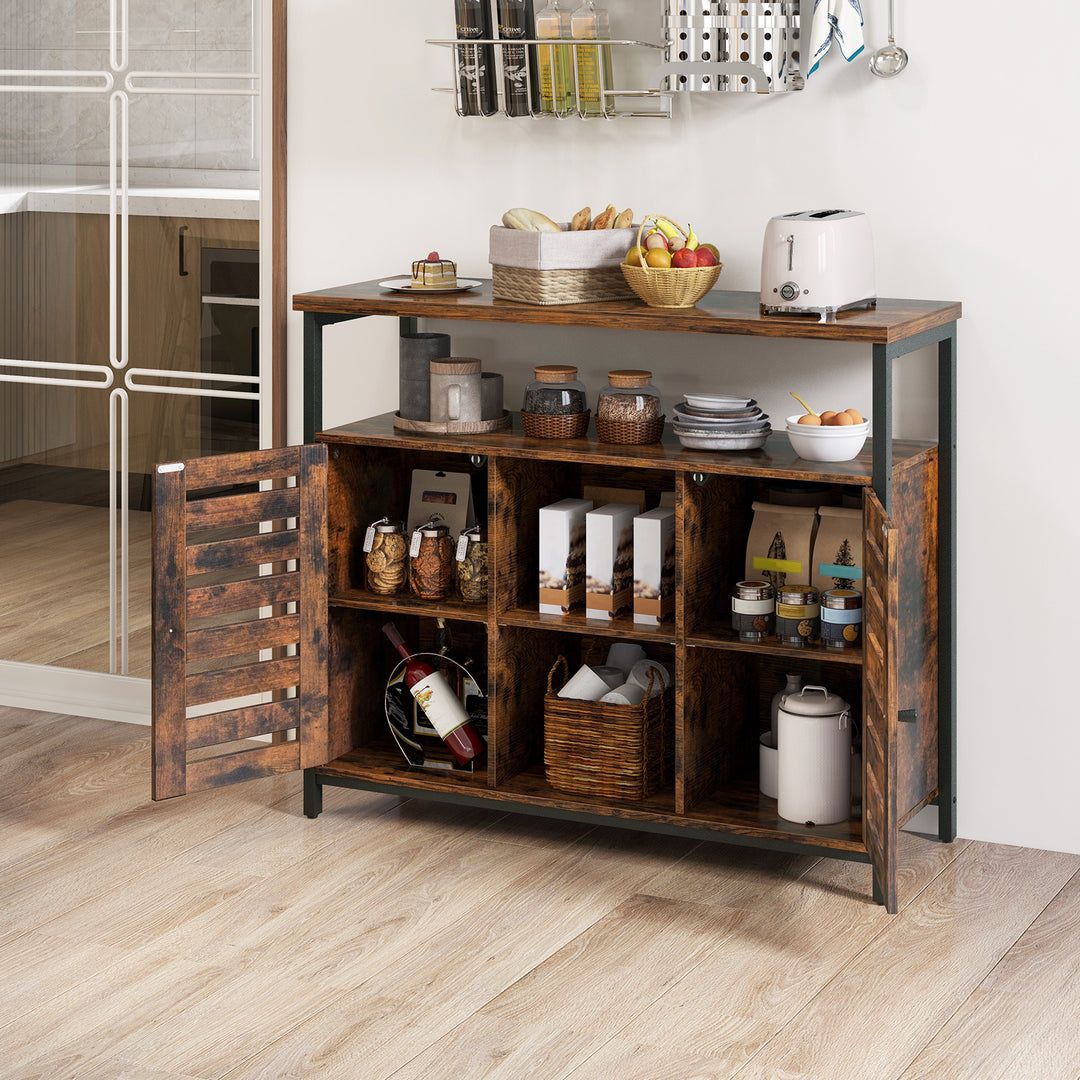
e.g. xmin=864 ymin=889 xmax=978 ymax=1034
xmin=745 ymin=502 xmax=818 ymax=591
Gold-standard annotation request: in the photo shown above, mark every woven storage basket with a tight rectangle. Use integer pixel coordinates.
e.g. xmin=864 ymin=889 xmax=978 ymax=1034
xmin=620 ymin=214 xmax=723 ymax=309
xmin=492 ymin=264 xmax=636 ymax=306
xmin=543 ymin=656 xmax=673 ymax=801
xmin=594 ymin=412 xmax=665 ymax=445
xmin=520 ymin=409 xmax=591 ymax=439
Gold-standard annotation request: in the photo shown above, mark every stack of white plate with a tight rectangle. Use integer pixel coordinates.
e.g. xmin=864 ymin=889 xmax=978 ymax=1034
xmin=672 ymin=393 xmax=771 ymax=451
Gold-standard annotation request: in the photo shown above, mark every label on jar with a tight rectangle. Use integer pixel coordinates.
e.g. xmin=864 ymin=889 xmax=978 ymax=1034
xmin=821 ymin=607 xmax=862 ymax=624
xmin=410 ymin=671 xmax=469 ymax=740
xmin=410 ymin=530 xmax=423 ymax=558
xmin=731 ymin=596 xmax=775 ymax=615
xmin=776 ymin=601 xmax=821 ymax=620
xmin=456 ymin=533 xmax=470 ymax=562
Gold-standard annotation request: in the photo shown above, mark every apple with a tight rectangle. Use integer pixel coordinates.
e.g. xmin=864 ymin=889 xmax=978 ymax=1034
xmin=694 ymin=246 xmax=718 ymax=268
xmin=698 ymin=242 xmax=720 ymax=261
xmin=671 ymin=247 xmax=698 ymax=268
xmin=644 ymin=231 xmax=669 ymax=252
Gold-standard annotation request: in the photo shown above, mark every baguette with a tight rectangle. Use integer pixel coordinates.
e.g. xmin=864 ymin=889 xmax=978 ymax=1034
xmin=570 ymin=206 xmax=591 ymax=231
xmin=501 ymin=207 xmax=563 ymax=232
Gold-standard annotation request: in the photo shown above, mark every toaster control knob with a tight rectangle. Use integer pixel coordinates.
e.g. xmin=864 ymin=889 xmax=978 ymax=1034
xmin=780 ymin=281 xmax=800 ymax=301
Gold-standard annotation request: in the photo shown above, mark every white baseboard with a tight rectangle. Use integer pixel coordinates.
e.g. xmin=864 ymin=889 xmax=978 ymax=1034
xmin=0 ymin=661 xmax=151 ymax=725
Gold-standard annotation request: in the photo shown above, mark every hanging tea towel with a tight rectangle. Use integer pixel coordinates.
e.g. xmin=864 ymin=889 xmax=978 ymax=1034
xmin=806 ymin=0 xmax=865 ymax=76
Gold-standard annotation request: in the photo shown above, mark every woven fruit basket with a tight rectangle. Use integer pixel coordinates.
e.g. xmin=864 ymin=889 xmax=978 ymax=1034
xmin=543 ymin=656 xmax=673 ymax=801
xmin=620 ymin=215 xmax=723 ymax=309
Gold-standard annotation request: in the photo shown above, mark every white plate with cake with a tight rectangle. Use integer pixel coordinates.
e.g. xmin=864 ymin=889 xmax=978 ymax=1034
xmin=381 ymin=251 xmax=481 ymax=294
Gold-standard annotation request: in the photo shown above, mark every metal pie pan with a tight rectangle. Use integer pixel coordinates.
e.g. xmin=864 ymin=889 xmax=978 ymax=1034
xmin=676 ymin=429 xmax=771 ymax=451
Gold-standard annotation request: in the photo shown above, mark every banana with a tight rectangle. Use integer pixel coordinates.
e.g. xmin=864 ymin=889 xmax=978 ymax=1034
xmin=651 ymin=216 xmax=680 ymax=242
xmin=685 ymin=222 xmax=699 ymax=251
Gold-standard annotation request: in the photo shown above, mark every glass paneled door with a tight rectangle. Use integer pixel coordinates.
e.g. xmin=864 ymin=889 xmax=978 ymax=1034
xmin=1 ymin=1 xmax=272 ymax=707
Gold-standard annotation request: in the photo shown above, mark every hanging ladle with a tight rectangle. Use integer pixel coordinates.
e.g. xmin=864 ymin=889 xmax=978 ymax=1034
xmin=869 ymin=0 xmax=908 ymax=78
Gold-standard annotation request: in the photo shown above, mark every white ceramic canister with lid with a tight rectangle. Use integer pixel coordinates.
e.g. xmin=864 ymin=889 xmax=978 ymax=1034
xmin=777 ymin=685 xmax=852 ymax=826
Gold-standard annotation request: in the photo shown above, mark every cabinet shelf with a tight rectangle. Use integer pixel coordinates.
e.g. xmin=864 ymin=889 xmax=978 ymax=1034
xmin=686 ymin=628 xmax=865 ymax=666
xmin=330 ymin=587 xmax=490 ymax=625
xmin=496 ymin=606 xmax=676 ymax=645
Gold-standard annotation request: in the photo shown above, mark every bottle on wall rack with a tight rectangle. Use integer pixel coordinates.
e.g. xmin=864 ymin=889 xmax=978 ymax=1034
xmin=454 ymin=0 xmax=498 ymax=116
xmin=571 ymin=0 xmax=614 ymax=117
xmin=535 ymin=0 xmax=575 ymax=117
xmin=383 ymin=621 xmax=486 ymax=766
xmin=498 ymin=0 xmax=539 ymax=116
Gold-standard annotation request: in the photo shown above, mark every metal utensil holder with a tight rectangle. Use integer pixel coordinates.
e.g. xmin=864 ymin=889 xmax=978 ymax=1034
xmin=426 ymin=37 xmax=672 ymax=119
xmin=657 ymin=0 xmax=803 ymax=94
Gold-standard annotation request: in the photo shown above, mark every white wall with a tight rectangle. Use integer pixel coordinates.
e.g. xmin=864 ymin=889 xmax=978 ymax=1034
xmin=288 ymin=2 xmax=1080 ymax=855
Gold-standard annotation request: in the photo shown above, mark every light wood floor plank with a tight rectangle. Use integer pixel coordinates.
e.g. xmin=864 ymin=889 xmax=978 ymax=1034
xmin=897 ymin=865 xmax=1080 ymax=1080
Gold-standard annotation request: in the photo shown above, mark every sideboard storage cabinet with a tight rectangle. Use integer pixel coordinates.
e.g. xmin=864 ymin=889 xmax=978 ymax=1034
xmin=152 ymin=283 xmax=960 ymax=913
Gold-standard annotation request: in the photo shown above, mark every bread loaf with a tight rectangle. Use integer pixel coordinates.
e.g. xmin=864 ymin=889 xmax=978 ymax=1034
xmin=570 ymin=206 xmax=591 ymax=231
xmin=591 ymin=205 xmax=616 ymax=230
xmin=501 ymin=207 xmax=563 ymax=232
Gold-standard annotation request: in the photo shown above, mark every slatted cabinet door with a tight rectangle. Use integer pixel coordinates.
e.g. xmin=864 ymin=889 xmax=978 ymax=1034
xmin=862 ymin=488 xmax=899 ymax=913
xmin=152 ymin=444 xmax=329 ymax=799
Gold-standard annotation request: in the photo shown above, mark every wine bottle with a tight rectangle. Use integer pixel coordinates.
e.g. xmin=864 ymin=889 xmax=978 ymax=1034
xmin=454 ymin=0 xmax=498 ymax=117
xmin=497 ymin=0 xmax=539 ymax=117
xmin=535 ymin=0 xmax=574 ymax=117
xmin=383 ymin=621 xmax=486 ymax=765
xmin=571 ymin=0 xmax=614 ymax=118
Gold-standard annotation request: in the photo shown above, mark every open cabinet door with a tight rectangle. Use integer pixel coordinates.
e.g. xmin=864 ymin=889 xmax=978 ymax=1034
xmin=152 ymin=445 xmax=329 ymax=799
xmin=862 ymin=488 xmax=899 ymax=912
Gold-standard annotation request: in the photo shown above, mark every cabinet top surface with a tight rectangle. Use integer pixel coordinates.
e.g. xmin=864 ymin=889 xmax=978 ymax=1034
xmin=293 ymin=279 xmax=961 ymax=345
xmin=319 ymin=412 xmax=934 ymax=485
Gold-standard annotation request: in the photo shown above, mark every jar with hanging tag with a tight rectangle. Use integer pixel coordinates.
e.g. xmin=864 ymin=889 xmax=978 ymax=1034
xmin=409 ymin=519 xmax=455 ymax=600
xmin=455 ymin=524 xmax=488 ymax=603
xmin=363 ymin=517 xmax=407 ymax=595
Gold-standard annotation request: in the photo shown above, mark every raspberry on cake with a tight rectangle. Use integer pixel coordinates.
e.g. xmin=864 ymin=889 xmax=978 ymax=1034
xmin=411 ymin=251 xmax=457 ymax=289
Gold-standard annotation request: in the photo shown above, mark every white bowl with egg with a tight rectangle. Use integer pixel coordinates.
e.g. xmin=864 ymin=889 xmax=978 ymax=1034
xmin=785 ymin=414 xmax=870 ymax=462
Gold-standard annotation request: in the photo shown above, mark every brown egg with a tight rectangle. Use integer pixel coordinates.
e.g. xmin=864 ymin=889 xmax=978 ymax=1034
xmin=819 ymin=410 xmax=838 ymax=424
xmin=832 ymin=412 xmax=855 ymax=426
xmin=844 ymin=408 xmax=864 ymax=423
xmin=797 ymin=413 xmax=822 ymax=426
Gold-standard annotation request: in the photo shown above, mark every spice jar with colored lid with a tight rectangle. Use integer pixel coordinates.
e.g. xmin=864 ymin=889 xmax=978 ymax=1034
xmin=409 ymin=519 xmax=454 ymax=601
xmin=595 ymin=369 xmax=664 ymax=444
xmin=821 ymin=587 xmax=863 ymax=649
xmin=775 ymin=584 xmax=820 ymax=646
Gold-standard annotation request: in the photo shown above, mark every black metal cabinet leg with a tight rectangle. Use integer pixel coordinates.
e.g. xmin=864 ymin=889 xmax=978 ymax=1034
xmin=937 ymin=327 xmax=958 ymax=842
xmin=872 ymin=343 xmax=894 ymax=516
xmin=303 ymin=768 xmax=323 ymax=818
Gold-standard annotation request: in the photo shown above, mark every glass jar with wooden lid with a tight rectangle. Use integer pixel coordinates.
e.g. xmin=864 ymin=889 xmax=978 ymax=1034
xmin=521 ymin=365 xmax=590 ymax=439
xmin=595 ymin=369 xmax=664 ymax=444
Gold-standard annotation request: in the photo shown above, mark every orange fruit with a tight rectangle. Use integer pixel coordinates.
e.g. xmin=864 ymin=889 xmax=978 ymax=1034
xmin=644 ymin=248 xmax=672 ymax=269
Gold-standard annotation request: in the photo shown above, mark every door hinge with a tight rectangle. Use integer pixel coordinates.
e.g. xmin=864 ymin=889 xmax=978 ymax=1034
xmin=898 ymin=708 xmax=917 ymax=723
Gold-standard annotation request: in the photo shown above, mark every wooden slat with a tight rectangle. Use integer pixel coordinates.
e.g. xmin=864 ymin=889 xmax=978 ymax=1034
xmin=185 ymin=487 xmax=300 ymax=531
xmin=151 ymin=466 xmax=188 ymax=800
xmin=186 ymin=571 xmax=300 ymax=618
xmin=182 ymin=445 xmax=300 ymax=490
xmin=184 ymin=741 xmax=300 ymax=794
xmin=185 ymin=656 xmax=300 ymax=708
xmin=186 ymin=614 xmax=300 ymax=662
xmin=298 ymin=443 xmax=330 ymax=768
xmin=186 ymin=699 xmax=299 ymax=749
xmin=186 ymin=529 xmax=298 ymax=574
xmin=862 ymin=489 xmax=898 ymax=912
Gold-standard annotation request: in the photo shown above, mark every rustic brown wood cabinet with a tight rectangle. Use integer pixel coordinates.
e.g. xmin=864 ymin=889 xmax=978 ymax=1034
xmin=152 ymin=281 xmax=960 ymax=912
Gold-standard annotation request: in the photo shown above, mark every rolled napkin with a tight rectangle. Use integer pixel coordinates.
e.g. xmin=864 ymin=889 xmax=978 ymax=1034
xmin=601 ymin=681 xmax=647 ymax=706
xmin=604 ymin=642 xmax=647 ymax=679
xmin=628 ymin=659 xmax=672 ymax=696
xmin=557 ymin=663 xmax=612 ymax=701
xmin=807 ymin=0 xmax=865 ymax=77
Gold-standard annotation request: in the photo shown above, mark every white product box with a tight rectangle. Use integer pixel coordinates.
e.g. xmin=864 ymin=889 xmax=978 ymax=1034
xmin=633 ymin=506 xmax=676 ymax=626
xmin=538 ymin=498 xmax=593 ymax=615
xmin=585 ymin=503 xmax=638 ymax=620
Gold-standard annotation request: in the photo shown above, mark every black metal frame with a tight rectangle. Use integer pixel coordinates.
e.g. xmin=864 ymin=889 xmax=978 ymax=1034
xmin=299 ymin=303 xmax=959 ymax=854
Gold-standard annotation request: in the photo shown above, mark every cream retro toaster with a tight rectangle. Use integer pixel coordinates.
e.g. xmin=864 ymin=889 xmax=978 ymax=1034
xmin=760 ymin=209 xmax=876 ymax=321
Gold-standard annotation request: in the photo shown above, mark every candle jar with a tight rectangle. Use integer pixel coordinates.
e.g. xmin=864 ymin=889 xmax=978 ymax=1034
xmin=821 ymin=587 xmax=863 ymax=649
xmin=731 ymin=579 xmax=774 ymax=643
xmin=409 ymin=520 xmax=455 ymax=600
xmin=364 ymin=517 xmax=408 ymax=595
xmin=456 ymin=525 xmax=488 ymax=603
xmin=775 ymin=584 xmax=820 ymax=646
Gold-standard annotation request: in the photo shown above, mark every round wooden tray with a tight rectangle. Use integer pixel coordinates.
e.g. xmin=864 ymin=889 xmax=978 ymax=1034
xmin=392 ymin=410 xmax=512 ymax=435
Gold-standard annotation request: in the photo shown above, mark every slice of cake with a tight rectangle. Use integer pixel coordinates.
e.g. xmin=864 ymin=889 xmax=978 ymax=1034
xmin=411 ymin=251 xmax=457 ymax=289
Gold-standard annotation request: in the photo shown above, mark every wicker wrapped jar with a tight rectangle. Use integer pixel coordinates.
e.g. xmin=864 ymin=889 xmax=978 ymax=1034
xmin=595 ymin=369 xmax=665 ymax=445
xmin=521 ymin=364 xmax=591 ymax=439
